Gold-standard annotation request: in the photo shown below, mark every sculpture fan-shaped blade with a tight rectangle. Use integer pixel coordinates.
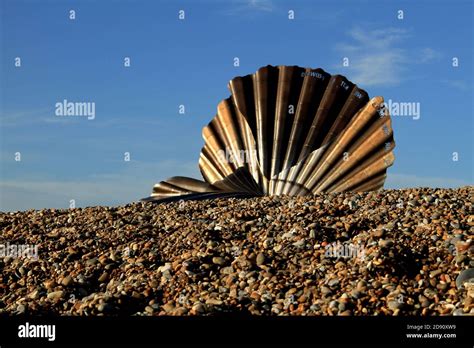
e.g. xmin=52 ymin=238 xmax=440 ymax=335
xmin=143 ymin=65 xmax=395 ymax=203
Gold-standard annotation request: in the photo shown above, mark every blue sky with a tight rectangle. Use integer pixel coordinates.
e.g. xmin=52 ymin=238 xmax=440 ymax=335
xmin=1 ymin=0 xmax=473 ymax=211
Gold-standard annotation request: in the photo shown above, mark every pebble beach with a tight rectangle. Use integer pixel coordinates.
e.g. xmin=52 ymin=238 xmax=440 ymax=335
xmin=0 ymin=187 xmax=473 ymax=316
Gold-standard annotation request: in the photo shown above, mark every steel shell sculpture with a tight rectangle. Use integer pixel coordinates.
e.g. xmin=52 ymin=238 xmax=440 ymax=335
xmin=143 ymin=65 xmax=395 ymax=203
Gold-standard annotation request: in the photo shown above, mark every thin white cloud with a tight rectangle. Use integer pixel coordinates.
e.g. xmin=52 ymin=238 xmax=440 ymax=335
xmin=304 ymin=9 xmax=345 ymax=23
xmin=224 ymin=0 xmax=274 ymax=16
xmin=419 ymin=47 xmax=442 ymax=63
xmin=442 ymin=79 xmax=470 ymax=91
xmin=246 ymin=0 xmax=273 ymax=11
xmin=0 ymin=108 xmax=52 ymax=127
xmin=1 ymin=108 xmax=162 ymax=128
xmin=0 ymin=160 xmax=201 ymax=212
xmin=335 ymin=27 xmax=409 ymax=87
xmin=336 ymin=27 xmax=442 ymax=88
xmin=385 ymin=173 xmax=472 ymax=189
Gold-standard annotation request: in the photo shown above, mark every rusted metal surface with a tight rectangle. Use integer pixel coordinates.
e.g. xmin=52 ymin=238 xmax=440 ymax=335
xmin=143 ymin=65 xmax=396 ymax=202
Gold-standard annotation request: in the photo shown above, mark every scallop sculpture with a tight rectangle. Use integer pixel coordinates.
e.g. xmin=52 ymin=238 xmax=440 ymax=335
xmin=143 ymin=65 xmax=395 ymax=203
